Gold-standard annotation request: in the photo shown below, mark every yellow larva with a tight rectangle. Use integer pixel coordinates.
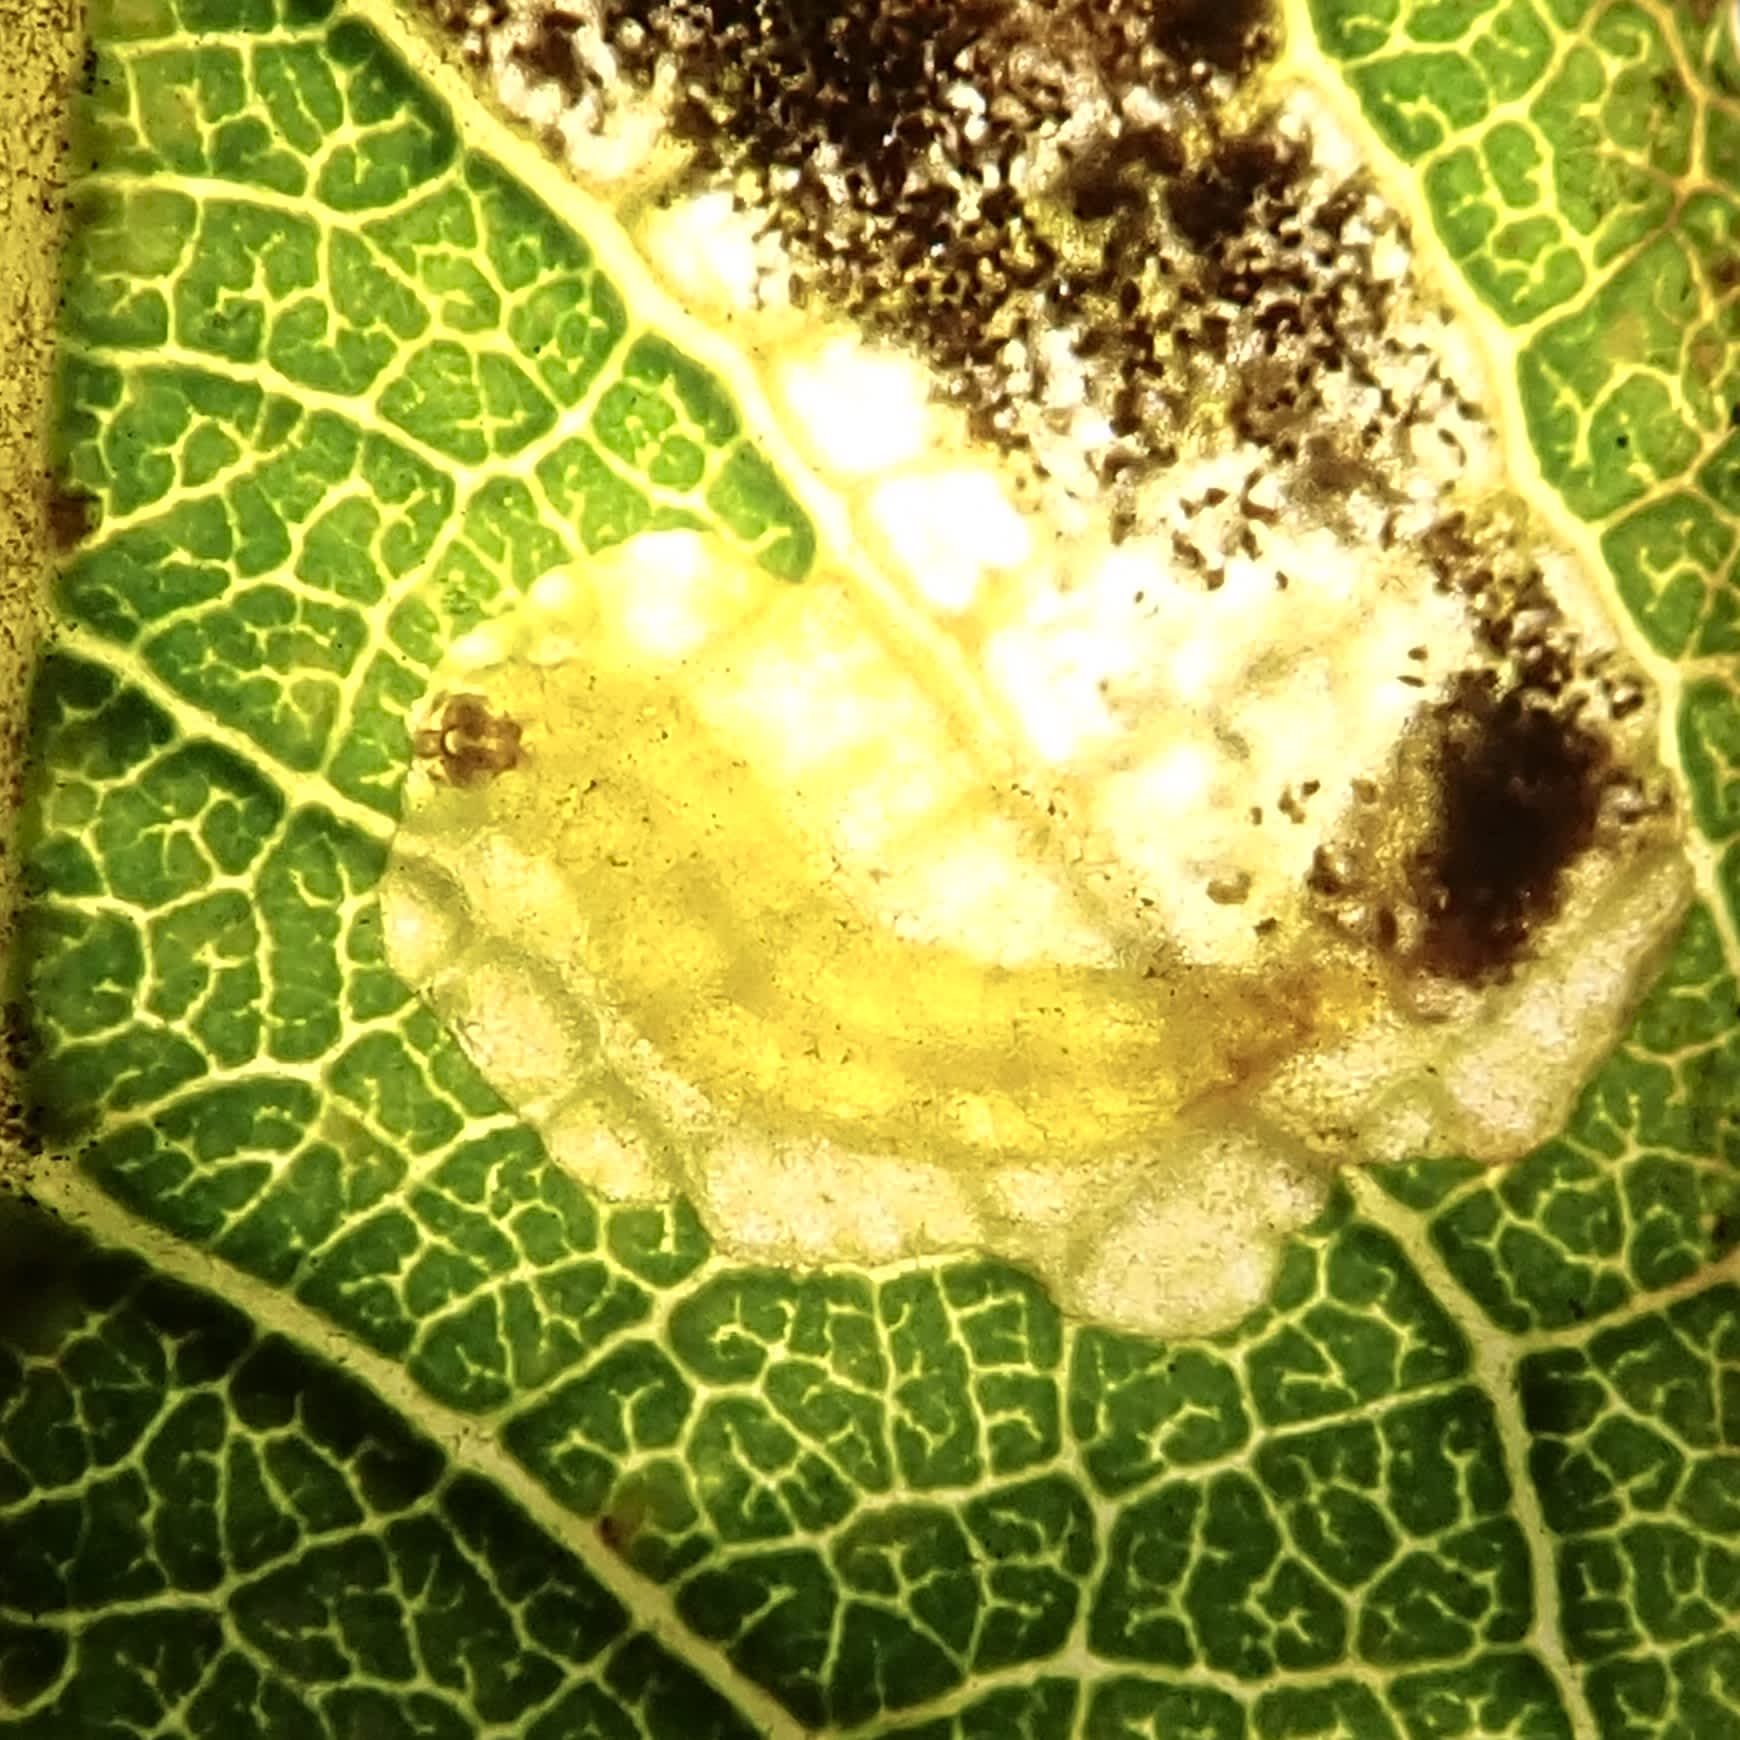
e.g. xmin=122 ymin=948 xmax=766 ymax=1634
xmin=392 ymin=533 xmax=1373 ymax=1151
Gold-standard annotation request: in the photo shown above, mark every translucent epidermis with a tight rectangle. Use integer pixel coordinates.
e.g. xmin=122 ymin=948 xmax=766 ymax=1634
xmin=381 ymin=500 xmax=1687 ymax=1339
xmin=381 ymin=56 xmax=1690 ymax=1339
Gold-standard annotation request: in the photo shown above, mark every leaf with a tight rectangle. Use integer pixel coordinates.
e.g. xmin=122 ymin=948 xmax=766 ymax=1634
xmin=2 ymin=0 xmax=1738 ymax=1737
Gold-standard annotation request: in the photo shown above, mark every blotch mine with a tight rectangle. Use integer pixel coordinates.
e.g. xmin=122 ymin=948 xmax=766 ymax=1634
xmin=407 ymin=0 xmax=1696 ymax=1337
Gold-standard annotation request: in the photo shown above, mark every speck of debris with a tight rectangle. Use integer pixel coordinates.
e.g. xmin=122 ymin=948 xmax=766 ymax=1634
xmin=1304 ymin=846 xmax=1348 ymax=896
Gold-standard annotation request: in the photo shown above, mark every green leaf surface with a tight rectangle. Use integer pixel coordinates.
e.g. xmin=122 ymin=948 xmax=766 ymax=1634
xmin=4 ymin=0 xmax=1739 ymax=1736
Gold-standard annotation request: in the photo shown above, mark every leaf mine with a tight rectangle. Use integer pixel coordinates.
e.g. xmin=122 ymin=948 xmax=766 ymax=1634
xmin=381 ymin=0 xmax=1694 ymax=1335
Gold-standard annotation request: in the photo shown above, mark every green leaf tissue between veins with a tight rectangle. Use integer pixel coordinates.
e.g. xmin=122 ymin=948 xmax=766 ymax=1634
xmin=2 ymin=0 xmax=1740 ymax=1738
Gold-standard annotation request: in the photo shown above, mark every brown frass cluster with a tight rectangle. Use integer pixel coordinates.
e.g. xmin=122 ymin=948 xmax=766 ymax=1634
xmin=470 ymin=1 xmax=1407 ymax=495
xmin=455 ymin=0 xmax=1494 ymax=548
xmin=438 ymin=0 xmax=1674 ymax=989
xmin=1311 ymin=510 xmax=1666 ymax=989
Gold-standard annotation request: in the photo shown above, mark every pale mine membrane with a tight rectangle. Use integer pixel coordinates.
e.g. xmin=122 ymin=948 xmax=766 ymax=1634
xmin=382 ymin=524 xmax=1685 ymax=1341
xmin=389 ymin=26 xmax=1691 ymax=1337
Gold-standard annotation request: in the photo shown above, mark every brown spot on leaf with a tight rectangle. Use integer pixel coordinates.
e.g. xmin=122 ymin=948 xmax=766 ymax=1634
xmin=44 ymin=480 xmax=96 ymax=552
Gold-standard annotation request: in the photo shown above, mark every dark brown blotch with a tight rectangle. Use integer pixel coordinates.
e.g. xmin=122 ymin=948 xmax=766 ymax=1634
xmin=1406 ymin=671 xmax=1610 ymax=986
xmin=1148 ymin=0 xmax=1277 ymax=73
xmin=512 ymin=4 xmax=586 ymax=84
xmin=1165 ymin=132 xmax=1294 ymax=251
xmin=1064 ymin=126 xmax=1185 ymax=222
xmin=44 ymin=480 xmax=96 ymax=552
